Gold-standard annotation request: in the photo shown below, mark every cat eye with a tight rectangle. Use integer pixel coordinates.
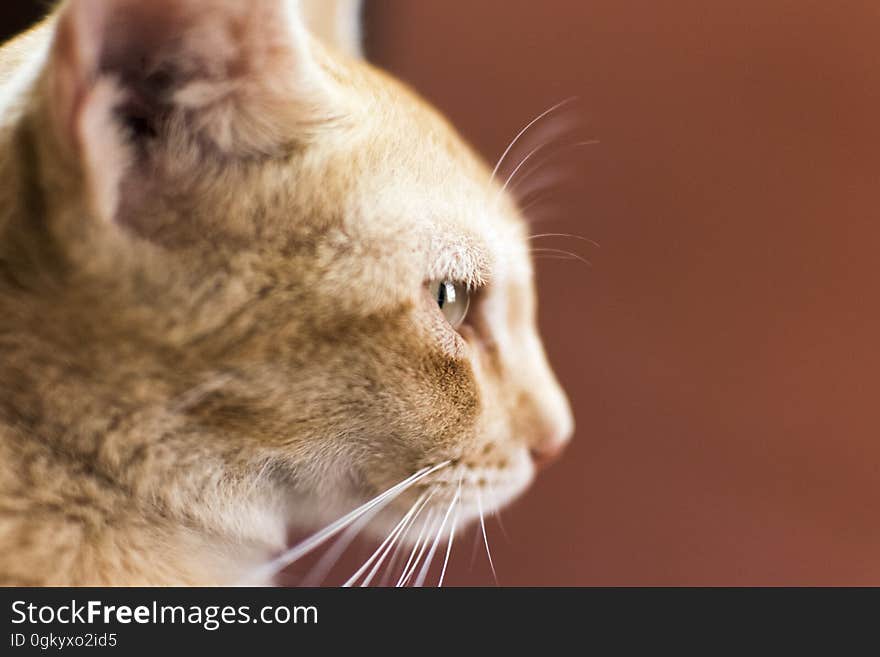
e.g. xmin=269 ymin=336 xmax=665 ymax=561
xmin=429 ymin=280 xmax=470 ymax=329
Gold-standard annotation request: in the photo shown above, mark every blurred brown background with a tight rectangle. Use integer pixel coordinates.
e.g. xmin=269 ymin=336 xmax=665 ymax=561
xmin=5 ymin=1 xmax=880 ymax=585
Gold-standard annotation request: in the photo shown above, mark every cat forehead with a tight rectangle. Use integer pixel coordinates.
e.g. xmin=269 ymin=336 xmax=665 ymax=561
xmin=340 ymin=161 xmax=529 ymax=290
xmin=354 ymin=79 xmax=532 ymax=285
xmin=273 ymin=87 xmax=532 ymax=288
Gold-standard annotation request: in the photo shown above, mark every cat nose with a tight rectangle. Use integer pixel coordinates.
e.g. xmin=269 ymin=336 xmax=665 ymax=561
xmin=528 ymin=413 xmax=573 ymax=471
xmin=529 ymin=436 xmax=566 ymax=470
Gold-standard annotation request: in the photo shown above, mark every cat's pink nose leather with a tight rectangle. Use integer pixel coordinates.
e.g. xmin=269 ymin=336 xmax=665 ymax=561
xmin=529 ymin=424 xmax=572 ymax=470
xmin=529 ymin=442 xmax=564 ymax=470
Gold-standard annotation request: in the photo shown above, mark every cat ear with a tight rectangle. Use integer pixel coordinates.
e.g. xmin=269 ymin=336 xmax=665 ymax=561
xmin=299 ymin=0 xmax=364 ymax=58
xmin=46 ymin=0 xmax=331 ymax=221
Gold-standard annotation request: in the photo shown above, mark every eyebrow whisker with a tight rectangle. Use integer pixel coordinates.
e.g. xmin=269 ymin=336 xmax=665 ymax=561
xmin=530 ymin=247 xmax=593 ymax=267
xmin=528 ymin=233 xmax=601 ymax=248
xmin=490 ymin=97 xmax=578 ymax=183
xmin=509 ymin=139 xmax=599 ymax=200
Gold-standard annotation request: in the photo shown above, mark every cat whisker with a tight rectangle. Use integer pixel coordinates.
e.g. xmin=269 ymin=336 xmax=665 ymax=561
xmin=241 ymin=460 xmax=450 ymax=584
xmin=437 ymin=478 xmax=462 ymax=587
xmin=515 ymin=171 xmax=574 ymax=208
xmin=530 ymin=247 xmax=592 ymax=267
xmin=487 ymin=484 xmax=511 ymax=543
xmin=495 ymin=142 xmax=551 ymax=207
xmin=490 ymin=97 xmax=578 ymax=184
xmin=476 ymin=487 xmax=499 ymax=586
xmin=300 ymin=498 xmax=383 ymax=586
xmin=469 ymin=523 xmax=483 ymax=571
xmin=509 ymin=140 xmax=599 ymax=199
xmin=518 ymin=192 xmax=566 ymax=219
xmin=364 ymin=490 xmax=435 ymax=587
xmin=410 ymin=516 xmax=444 ymax=588
xmin=414 ymin=486 xmax=461 ymax=587
xmin=345 ymin=491 xmax=428 ymax=587
xmin=379 ymin=492 xmax=432 ymax=586
xmin=528 ymin=233 xmax=601 ymax=249
xmin=379 ymin=530 xmax=409 ymax=587
xmin=413 ymin=529 xmax=442 ymax=588
xmin=397 ymin=508 xmax=437 ymax=587
xmin=533 ymin=254 xmax=589 ymax=264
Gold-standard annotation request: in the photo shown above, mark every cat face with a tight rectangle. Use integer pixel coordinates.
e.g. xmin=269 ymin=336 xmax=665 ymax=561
xmin=32 ymin=0 xmax=573 ymax=543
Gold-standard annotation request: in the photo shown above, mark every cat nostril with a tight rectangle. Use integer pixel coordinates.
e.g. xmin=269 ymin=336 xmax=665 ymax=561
xmin=529 ymin=423 xmax=572 ymax=471
xmin=529 ymin=441 xmax=565 ymax=470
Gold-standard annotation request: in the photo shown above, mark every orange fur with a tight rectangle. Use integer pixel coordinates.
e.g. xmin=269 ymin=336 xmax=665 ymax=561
xmin=0 ymin=0 xmax=572 ymax=585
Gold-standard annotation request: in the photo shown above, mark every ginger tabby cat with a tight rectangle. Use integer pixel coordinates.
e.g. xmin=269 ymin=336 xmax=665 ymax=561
xmin=0 ymin=0 xmax=573 ymax=585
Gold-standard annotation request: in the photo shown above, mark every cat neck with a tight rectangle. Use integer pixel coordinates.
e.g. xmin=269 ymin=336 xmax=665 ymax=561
xmin=0 ymin=248 xmax=291 ymax=583
xmin=0 ymin=424 xmax=280 ymax=585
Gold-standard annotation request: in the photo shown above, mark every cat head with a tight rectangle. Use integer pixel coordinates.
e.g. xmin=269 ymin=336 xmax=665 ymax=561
xmin=19 ymin=0 xmax=573 ymax=545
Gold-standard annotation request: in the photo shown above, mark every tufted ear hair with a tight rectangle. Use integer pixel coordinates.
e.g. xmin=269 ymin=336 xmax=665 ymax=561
xmin=45 ymin=0 xmax=333 ymax=221
xmin=299 ymin=0 xmax=364 ymax=58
